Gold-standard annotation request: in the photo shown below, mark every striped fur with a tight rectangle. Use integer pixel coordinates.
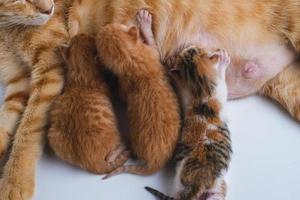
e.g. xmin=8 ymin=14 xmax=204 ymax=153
xmin=67 ymin=0 xmax=300 ymax=122
xmin=145 ymin=187 xmax=174 ymax=200
xmin=47 ymin=35 xmax=129 ymax=174
xmin=0 ymin=1 xmax=68 ymax=199
xmin=146 ymin=47 xmax=232 ymax=200
xmin=97 ymin=24 xmax=180 ymax=178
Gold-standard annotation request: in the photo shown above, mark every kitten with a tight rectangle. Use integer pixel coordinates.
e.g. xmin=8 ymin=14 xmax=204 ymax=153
xmin=48 ymin=34 xmax=129 ymax=174
xmin=96 ymin=21 xmax=180 ymax=177
xmin=146 ymin=47 xmax=232 ymax=200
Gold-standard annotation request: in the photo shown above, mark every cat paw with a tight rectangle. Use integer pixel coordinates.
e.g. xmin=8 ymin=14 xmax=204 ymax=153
xmin=0 ymin=178 xmax=34 ymax=200
xmin=105 ymin=145 xmax=127 ymax=163
xmin=0 ymin=128 xmax=10 ymax=159
xmin=136 ymin=8 xmax=155 ymax=45
xmin=136 ymin=9 xmax=152 ymax=29
xmin=199 ymin=179 xmax=227 ymax=200
xmin=291 ymin=102 xmax=300 ymax=122
xmin=214 ymin=49 xmax=230 ymax=70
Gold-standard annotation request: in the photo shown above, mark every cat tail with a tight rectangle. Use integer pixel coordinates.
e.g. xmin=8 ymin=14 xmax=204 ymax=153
xmin=102 ymin=163 xmax=159 ymax=179
xmin=145 ymin=187 xmax=175 ymax=200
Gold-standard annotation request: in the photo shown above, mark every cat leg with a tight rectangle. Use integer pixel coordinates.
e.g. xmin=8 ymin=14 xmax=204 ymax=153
xmin=136 ymin=9 xmax=156 ymax=47
xmin=0 ymin=52 xmax=64 ymax=200
xmin=0 ymin=66 xmax=29 ymax=159
xmin=259 ymin=61 xmax=300 ymax=122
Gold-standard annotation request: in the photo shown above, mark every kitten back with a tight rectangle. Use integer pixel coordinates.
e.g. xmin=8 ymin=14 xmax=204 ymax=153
xmin=62 ymin=34 xmax=102 ymax=87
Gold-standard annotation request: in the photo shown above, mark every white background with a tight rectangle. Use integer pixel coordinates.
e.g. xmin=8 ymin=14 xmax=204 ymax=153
xmin=1 ymin=87 xmax=300 ymax=200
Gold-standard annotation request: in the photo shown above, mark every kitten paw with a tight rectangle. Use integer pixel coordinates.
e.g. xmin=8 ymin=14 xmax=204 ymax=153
xmin=199 ymin=179 xmax=227 ymax=200
xmin=214 ymin=49 xmax=230 ymax=70
xmin=0 ymin=177 xmax=34 ymax=200
xmin=105 ymin=145 xmax=127 ymax=163
xmin=136 ymin=9 xmax=155 ymax=45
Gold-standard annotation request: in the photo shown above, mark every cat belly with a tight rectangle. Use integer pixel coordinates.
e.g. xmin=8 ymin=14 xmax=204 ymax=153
xmin=178 ymin=33 xmax=297 ymax=99
xmin=226 ymin=43 xmax=296 ymax=99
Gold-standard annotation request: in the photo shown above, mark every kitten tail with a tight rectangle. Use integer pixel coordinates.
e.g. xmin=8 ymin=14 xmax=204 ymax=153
xmin=145 ymin=187 xmax=175 ymax=200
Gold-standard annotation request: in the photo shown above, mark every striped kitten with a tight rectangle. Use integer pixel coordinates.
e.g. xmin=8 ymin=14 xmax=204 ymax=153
xmin=0 ymin=0 xmax=67 ymax=199
xmin=48 ymin=34 xmax=129 ymax=174
xmin=146 ymin=47 xmax=232 ymax=200
xmin=96 ymin=22 xmax=180 ymax=178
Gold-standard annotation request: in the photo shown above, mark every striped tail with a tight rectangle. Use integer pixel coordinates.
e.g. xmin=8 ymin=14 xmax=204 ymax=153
xmin=145 ymin=187 xmax=175 ymax=200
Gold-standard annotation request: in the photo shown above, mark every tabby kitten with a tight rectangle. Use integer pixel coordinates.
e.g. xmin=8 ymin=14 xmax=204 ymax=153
xmin=0 ymin=0 xmax=68 ymax=199
xmin=146 ymin=47 xmax=232 ymax=200
xmin=96 ymin=21 xmax=180 ymax=178
xmin=48 ymin=34 xmax=129 ymax=174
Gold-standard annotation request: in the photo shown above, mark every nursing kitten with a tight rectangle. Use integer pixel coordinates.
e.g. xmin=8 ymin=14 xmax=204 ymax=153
xmin=146 ymin=47 xmax=232 ymax=200
xmin=67 ymin=0 xmax=300 ymax=122
xmin=0 ymin=0 xmax=68 ymax=199
xmin=48 ymin=34 xmax=129 ymax=174
xmin=96 ymin=22 xmax=180 ymax=177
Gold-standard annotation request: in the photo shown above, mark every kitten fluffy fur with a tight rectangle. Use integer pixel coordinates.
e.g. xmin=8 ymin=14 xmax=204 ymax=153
xmin=96 ymin=24 xmax=180 ymax=177
xmin=67 ymin=0 xmax=300 ymax=121
xmin=48 ymin=34 xmax=129 ymax=174
xmin=146 ymin=47 xmax=232 ymax=200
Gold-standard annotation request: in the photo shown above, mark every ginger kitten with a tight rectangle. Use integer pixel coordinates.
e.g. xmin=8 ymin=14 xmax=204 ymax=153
xmin=146 ymin=47 xmax=232 ymax=200
xmin=48 ymin=34 xmax=129 ymax=174
xmin=96 ymin=20 xmax=180 ymax=177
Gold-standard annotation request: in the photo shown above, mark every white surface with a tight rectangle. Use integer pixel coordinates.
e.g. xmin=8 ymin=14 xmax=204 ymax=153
xmin=1 ymin=86 xmax=300 ymax=200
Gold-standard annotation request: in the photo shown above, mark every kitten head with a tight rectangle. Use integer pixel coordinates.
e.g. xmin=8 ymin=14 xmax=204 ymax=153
xmin=0 ymin=0 xmax=54 ymax=28
xmin=171 ymin=47 xmax=229 ymax=99
xmin=60 ymin=34 xmax=98 ymax=69
xmin=96 ymin=23 xmax=152 ymax=74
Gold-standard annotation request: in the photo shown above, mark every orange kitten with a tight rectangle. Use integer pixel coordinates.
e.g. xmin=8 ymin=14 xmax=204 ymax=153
xmin=48 ymin=34 xmax=129 ymax=174
xmin=96 ymin=23 xmax=180 ymax=177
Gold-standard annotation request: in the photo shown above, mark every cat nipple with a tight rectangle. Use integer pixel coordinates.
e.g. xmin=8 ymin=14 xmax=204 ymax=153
xmin=242 ymin=61 xmax=261 ymax=79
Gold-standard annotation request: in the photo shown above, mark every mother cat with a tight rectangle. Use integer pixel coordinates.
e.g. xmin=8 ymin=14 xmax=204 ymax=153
xmin=0 ymin=0 xmax=299 ymax=199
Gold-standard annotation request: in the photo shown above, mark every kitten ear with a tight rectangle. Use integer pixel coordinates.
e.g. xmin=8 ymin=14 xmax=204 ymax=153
xmin=128 ymin=26 xmax=140 ymax=42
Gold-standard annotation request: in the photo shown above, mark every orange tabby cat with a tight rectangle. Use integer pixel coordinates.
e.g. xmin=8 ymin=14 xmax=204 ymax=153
xmin=1 ymin=0 xmax=300 ymax=199
xmin=47 ymin=34 xmax=129 ymax=174
xmin=0 ymin=0 xmax=68 ymax=199
xmin=68 ymin=0 xmax=300 ymax=122
xmin=96 ymin=23 xmax=180 ymax=177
